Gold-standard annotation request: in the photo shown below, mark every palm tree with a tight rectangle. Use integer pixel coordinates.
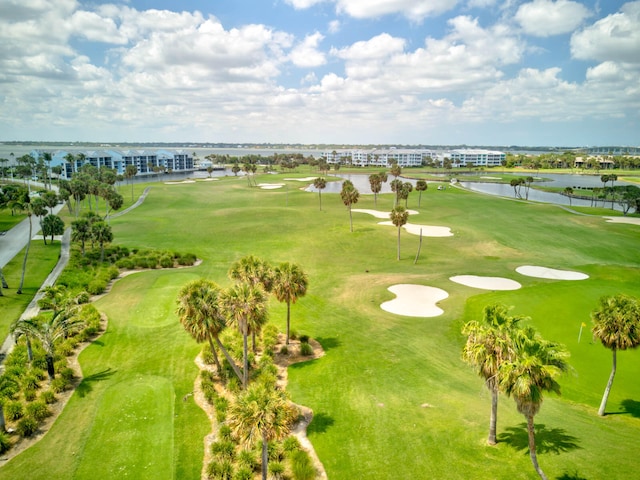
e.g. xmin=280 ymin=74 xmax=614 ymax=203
xmin=389 ymin=205 xmax=409 ymax=261
xmin=272 ymin=262 xmax=308 ymax=345
xmin=91 ymin=221 xmax=113 ymax=262
xmin=415 ymin=180 xmax=427 ymax=207
xmin=390 ymin=179 xmax=403 ymax=205
xmin=71 ymin=218 xmax=91 ymax=256
xmin=368 ymin=174 xmax=382 ymax=206
xmin=400 ymin=182 xmax=413 ymax=207
xmin=227 ymin=383 xmax=296 ymax=480
xmin=220 ymin=283 xmax=268 ymax=388
xmin=313 ymin=177 xmax=326 ymax=211
xmin=390 ymin=163 xmax=401 ymax=179
xmin=14 ymin=198 xmax=34 ymax=294
xmin=176 ymin=279 xmax=243 ymax=382
xmin=462 ymin=304 xmax=523 ymax=445
xmin=31 ymin=197 xmax=49 ymax=245
xmin=499 ymin=327 xmax=569 ymax=480
xmin=11 ymin=310 xmax=84 ymax=380
xmin=42 ymin=214 xmax=65 ymax=244
xmin=124 ymin=165 xmax=138 ymax=202
xmin=563 ymin=187 xmax=573 ymax=206
xmin=340 ymin=180 xmax=359 ymax=232
xmin=229 ymin=255 xmax=274 ymax=293
xmin=609 ymin=174 xmax=618 ymax=209
xmin=591 ymin=294 xmax=640 ymax=416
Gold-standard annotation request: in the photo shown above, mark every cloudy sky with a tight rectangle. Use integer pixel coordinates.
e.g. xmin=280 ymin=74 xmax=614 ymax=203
xmin=1 ymin=0 xmax=639 ymax=146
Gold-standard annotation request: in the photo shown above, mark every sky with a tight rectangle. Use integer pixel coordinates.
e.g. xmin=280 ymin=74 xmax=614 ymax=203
xmin=0 ymin=0 xmax=639 ymax=147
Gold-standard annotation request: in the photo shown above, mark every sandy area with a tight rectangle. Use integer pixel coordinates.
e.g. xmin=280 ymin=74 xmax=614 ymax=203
xmin=257 ymin=183 xmax=285 ymax=189
xmin=199 ymin=178 xmax=218 ymax=181
xmin=516 ymin=265 xmax=589 ymax=280
xmin=377 ymin=221 xmax=453 ymax=237
xmin=380 ymin=284 xmax=449 ymax=317
xmin=603 ymin=216 xmax=640 ymax=226
xmin=284 ymin=177 xmax=318 ymax=182
xmin=450 ymin=275 xmax=521 ymax=290
xmin=353 ymin=208 xmax=419 ymax=218
xmin=481 ymin=176 xmax=502 ymax=180
xmin=165 ymin=180 xmax=196 ymax=184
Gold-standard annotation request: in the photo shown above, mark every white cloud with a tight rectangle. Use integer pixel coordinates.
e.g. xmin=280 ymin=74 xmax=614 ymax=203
xmin=284 ymin=0 xmax=326 ymax=8
xmin=328 ymin=20 xmax=341 ymax=33
xmin=336 ymin=0 xmax=459 ymax=20
xmin=289 ymin=32 xmax=327 ymax=67
xmin=69 ymin=10 xmax=128 ymax=44
xmin=515 ymin=0 xmax=591 ymax=37
xmin=331 ymin=33 xmax=405 ymax=60
xmin=571 ymin=1 xmax=640 ymax=64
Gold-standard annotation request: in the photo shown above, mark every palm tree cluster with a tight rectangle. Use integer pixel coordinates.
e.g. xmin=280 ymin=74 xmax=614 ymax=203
xmin=462 ymin=304 xmax=569 ymax=480
xmin=59 ymin=163 xmax=123 ymax=219
xmin=368 ymin=171 xmax=388 ymax=206
xmin=177 ymin=255 xmax=308 ymax=389
xmin=71 ymin=211 xmax=113 ymax=261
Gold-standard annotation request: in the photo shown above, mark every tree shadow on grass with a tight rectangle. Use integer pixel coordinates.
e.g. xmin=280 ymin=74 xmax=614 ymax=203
xmin=612 ymin=399 xmax=640 ymax=418
xmin=556 ymin=471 xmax=588 ymax=480
xmin=314 ymin=337 xmax=341 ymax=352
xmin=307 ymin=412 xmax=334 ymax=435
xmin=76 ymin=368 xmax=116 ymax=398
xmin=497 ymin=423 xmax=581 ymax=455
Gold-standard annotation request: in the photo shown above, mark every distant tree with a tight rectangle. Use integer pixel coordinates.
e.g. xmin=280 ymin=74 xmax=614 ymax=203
xmin=389 ymin=205 xmax=409 ymax=260
xmin=340 ymin=180 xmax=360 ymax=232
xmin=14 ymin=198 xmax=34 ymax=294
xmin=71 ymin=218 xmax=91 ymax=256
xmin=400 ymin=182 xmax=413 ymax=207
xmin=313 ymin=177 xmax=327 ymax=211
xmin=390 ymin=179 xmax=403 ymax=205
xmin=563 ymin=187 xmax=573 ymax=206
xmin=91 ymin=221 xmax=113 ymax=262
xmin=415 ymin=180 xmax=428 ymax=207
xmin=592 ymin=294 xmax=640 ymax=416
xmin=124 ymin=165 xmax=138 ymax=202
xmin=390 ymin=163 xmax=401 ymax=179
xmin=369 ymin=173 xmax=382 ymax=206
xmin=272 ymin=262 xmax=308 ymax=345
xmin=31 ymin=197 xmax=49 ymax=245
xmin=42 ymin=214 xmax=65 ymax=244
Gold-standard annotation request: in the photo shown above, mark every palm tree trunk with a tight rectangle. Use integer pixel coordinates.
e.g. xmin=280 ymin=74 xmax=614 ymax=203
xmin=318 ymin=191 xmax=322 ymax=211
xmin=598 ymin=348 xmax=617 ymax=416
xmin=207 ymin=336 xmax=222 ymax=372
xmin=242 ymin=322 xmax=249 ymax=389
xmin=0 ymin=406 xmax=6 ymax=432
xmin=46 ymin=355 xmax=56 ymax=380
xmin=349 ymin=207 xmax=353 ymax=232
xmin=26 ymin=337 xmax=33 ymax=363
xmin=261 ymin=431 xmax=269 ymax=480
xmin=488 ymin=385 xmax=498 ymax=445
xmin=214 ymin=336 xmax=243 ymax=383
xmin=0 ymin=267 xmax=8 ymax=289
xmin=286 ymin=301 xmax=291 ymax=345
xmin=17 ymin=215 xmax=32 ymax=294
xmin=526 ymin=414 xmax=547 ymax=480
xmin=397 ymin=227 xmax=401 ymax=260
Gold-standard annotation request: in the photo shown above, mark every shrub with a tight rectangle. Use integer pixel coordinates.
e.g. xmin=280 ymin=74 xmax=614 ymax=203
xmin=215 ymin=397 xmax=229 ymax=423
xmin=40 ymin=390 xmax=56 ymax=404
xmin=206 ymin=459 xmax=234 ymax=480
xmin=177 ymin=253 xmax=197 ymax=266
xmin=59 ymin=367 xmax=75 ymax=382
xmin=299 ymin=342 xmax=313 ymax=356
xmin=0 ymin=431 xmax=11 ymax=454
xmin=279 ymin=345 xmax=289 ymax=355
xmin=267 ymin=441 xmax=285 ymax=462
xmin=299 ymin=334 xmax=310 ymax=344
xmin=211 ymin=440 xmax=236 ymax=461
xmin=21 ymin=374 xmax=39 ymax=391
xmin=236 ymin=449 xmax=258 ymax=472
xmin=232 ymin=466 xmax=253 ymax=480
xmin=289 ymin=330 xmax=298 ymax=340
xmin=26 ymin=401 xmax=50 ymax=422
xmin=24 ymin=389 xmax=37 ymax=402
xmin=16 ymin=416 xmax=39 ymax=437
xmin=289 ymin=449 xmax=315 ymax=480
xmin=4 ymin=400 xmax=24 ymax=420
xmin=86 ymin=279 xmax=106 ymax=295
xmin=218 ymin=424 xmax=232 ymax=441
xmin=76 ymin=291 xmax=90 ymax=304
xmin=115 ymin=258 xmax=135 ymax=269
xmin=268 ymin=461 xmax=285 ymax=478
xmin=160 ymin=254 xmax=174 ymax=268
xmin=226 ymin=377 xmax=241 ymax=395
xmin=51 ymin=377 xmax=71 ymax=393
xmin=282 ymin=436 xmax=301 ymax=453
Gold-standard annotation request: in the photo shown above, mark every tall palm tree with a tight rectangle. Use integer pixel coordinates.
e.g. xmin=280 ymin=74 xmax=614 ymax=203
xmin=124 ymin=165 xmax=138 ymax=202
xmin=229 ymin=255 xmax=274 ymax=293
xmin=228 ymin=383 xmax=296 ymax=480
xmin=415 ymin=180 xmax=428 ymax=207
xmin=273 ymin=262 xmax=308 ymax=345
xmin=71 ymin=218 xmax=91 ymax=256
xmin=14 ymin=198 xmax=33 ymax=294
xmin=389 ymin=205 xmax=409 ymax=261
xmin=91 ymin=221 xmax=113 ymax=262
xmin=340 ymin=180 xmax=359 ymax=232
xmin=176 ymin=279 xmax=243 ymax=381
xmin=313 ymin=177 xmax=326 ymax=211
xmin=500 ymin=327 xmax=569 ymax=480
xmin=390 ymin=179 xmax=403 ymax=206
xmin=591 ymin=294 xmax=640 ymax=416
xmin=368 ymin=174 xmax=382 ymax=206
xmin=220 ymin=283 xmax=268 ymax=388
xmin=462 ymin=304 xmax=523 ymax=445
xmin=390 ymin=163 xmax=401 ymax=179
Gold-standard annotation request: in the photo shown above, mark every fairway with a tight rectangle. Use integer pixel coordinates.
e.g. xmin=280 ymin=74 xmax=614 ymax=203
xmin=1 ymin=173 xmax=639 ymax=480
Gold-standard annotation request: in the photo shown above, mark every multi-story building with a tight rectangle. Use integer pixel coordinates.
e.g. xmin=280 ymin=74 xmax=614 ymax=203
xmin=446 ymin=149 xmax=505 ymax=167
xmin=322 ymin=148 xmax=438 ymax=167
xmin=31 ymin=149 xmax=194 ymax=179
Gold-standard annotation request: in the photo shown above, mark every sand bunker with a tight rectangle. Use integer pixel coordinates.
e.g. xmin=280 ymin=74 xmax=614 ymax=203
xmin=258 ymin=183 xmax=285 ymax=190
xmin=284 ymin=177 xmax=318 ymax=182
xmin=516 ymin=266 xmax=589 ymax=280
xmin=603 ymin=216 xmax=640 ymax=226
xmin=165 ymin=180 xmax=196 ymax=184
xmin=378 ymin=221 xmax=453 ymax=237
xmin=381 ymin=284 xmax=449 ymax=317
xmin=450 ymin=275 xmax=521 ymax=290
xmin=353 ymin=208 xmax=419 ymax=218
xmin=481 ymin=176 xmax=502 ymax=180
xmin=199 ymin=178 xmax=218 ymax=181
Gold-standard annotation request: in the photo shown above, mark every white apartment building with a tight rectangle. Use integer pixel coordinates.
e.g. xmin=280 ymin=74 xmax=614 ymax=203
xmin=322 ymin=148 xmax=438 ymax=168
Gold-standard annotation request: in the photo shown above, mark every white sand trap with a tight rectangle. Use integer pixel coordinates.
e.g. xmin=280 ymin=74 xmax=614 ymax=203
xmin=353 ymin=208 xmax=419 ymax=218
xmin=481 ymin=176 xmax=502 ymax=180
xmin=258 ymin=183 xmax=285 ymax=189
xmin=381 ymin=284 xmax=449 ymax=317
xmin=450 ymin=275 xmax=521 ymax=290
xmin=516 ymin=265 xmax=589 ymax=280
xmin=603 ymin=216 xmax=640 ymax=226
xmin=199 ymin=178 xmax=218 ymax=181
xmin=165 ymin=180 xmax=195 ymax=184
xmin=377 ymin=221 xmax=453 ymax=237
xmin=284 ymin=177 xmax=318 ymax=182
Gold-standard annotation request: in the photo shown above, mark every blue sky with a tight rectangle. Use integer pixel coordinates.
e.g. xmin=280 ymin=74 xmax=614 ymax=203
xmin=0 ymin=0 xmax=638 ymax=146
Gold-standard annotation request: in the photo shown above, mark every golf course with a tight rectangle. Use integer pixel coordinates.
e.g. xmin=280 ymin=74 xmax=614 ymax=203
xmin=1 ymin=170 xmax=639 ymax=480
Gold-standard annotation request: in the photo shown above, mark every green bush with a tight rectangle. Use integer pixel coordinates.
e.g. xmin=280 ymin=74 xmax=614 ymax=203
xmin=236 ymin=449 xmax=258 ymax=472
xmin=160 ymin=254 xmax=174 ymax=268
xmin=232 ymin=466 xmax=253 ymax=480
xmin=59 ymin=367 xmax=75 ymax=382
xmin=4 ymin=400 xmax=24 ymax=420
xmin=218 ymin=424 xmax=232 ymax=441
xmin=40 ymin=390 xmax=56 ymax=404
xmin=267 ymin=441 xmax=284 ymax=462
xmin=51 ymin=376 xmax=71 ymax=393
xmin=215 ymin=397 xmax=229 ymax=423
xmin=16 ymin=416 xmax=39 ymax=438
xmin=269 ymin=461 xmax=285 ymax=478
xmin=289 ymin=449 xmax=315 ymax=480
xmin=279 ymin=345 xmax=289 ymax=355
xmin=177 ymin=253 xmax=197 ymax=266
xmin=211 ymin=440 xmax=236 ymax=461
xmin=299 ymin=335 xmax=310 ymax=344
xmin=206 ymin=459 xmax=234 ymax=480
xmin=115 ymin=258 xmax=135 ymax=269
xmin=21 ymin=374 xmax=39 ymax=391
xmin=299 ymin=342 xmax=313 ymax=356
xmin=24 ymin=389 xmax=37 ymax=402
xmin=86 ymin=279 xmax=106 ymax=295
xmin=282 ymin=436 xmax=301 ymax=453
xmin=0 ymin=431 xmax=11 ymax=454
xmin=76 ymin=291 xmax=90 ymax=304
xmin=26 ymin=401 xmax=51 ymax=422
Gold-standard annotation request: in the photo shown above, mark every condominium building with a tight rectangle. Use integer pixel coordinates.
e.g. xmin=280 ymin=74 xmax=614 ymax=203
xmin=31 ymin=149 xmax=194 ymax=179
xmin=322 ymin=148 xmax=438 ymax=168
xmin=447 ymin=149 xmax=505 ymax=167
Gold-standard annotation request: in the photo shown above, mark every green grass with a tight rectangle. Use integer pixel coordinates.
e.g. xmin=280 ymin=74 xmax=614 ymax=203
xmin=0 ymin=241 xmax=61 ymax=335
xmin=1 ymin=172 xmax=639 ymax=479
xmin=0 ymin=208 xmax=25 ymax=231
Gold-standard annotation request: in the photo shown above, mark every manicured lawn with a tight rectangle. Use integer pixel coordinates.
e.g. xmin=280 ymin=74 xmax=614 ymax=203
xmin=1 ymin=172 xmax=639 ymax=479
